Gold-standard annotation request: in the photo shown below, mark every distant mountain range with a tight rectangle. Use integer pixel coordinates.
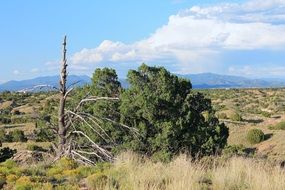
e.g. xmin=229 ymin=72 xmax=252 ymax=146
xmin=181 ymin=73 xmax=285 ymax=89
xmin=1 ymin=73 xmax=285 ymax=92
xmin=0 ymin=75 xmax=91 ymax=92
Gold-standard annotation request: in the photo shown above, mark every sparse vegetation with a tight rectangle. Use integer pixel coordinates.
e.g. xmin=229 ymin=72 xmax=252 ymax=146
xmin=2 ymin=53 xmax=285 ymax=189
xmin=268 ymin=120 xmax=285 ymax=130
xmin=0 ymin=152 xmax=284 ymax=189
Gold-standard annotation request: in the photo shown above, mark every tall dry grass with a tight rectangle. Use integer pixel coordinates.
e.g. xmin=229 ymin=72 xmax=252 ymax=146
xmin=87 ymin=151 xmax=285 ymax=190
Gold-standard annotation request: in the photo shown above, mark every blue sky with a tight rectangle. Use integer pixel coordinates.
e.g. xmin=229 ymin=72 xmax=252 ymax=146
xmin=1 ymin=0 xmax=285 ymax=83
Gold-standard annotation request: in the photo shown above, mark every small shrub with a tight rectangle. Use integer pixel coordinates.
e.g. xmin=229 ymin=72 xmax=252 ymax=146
xmin=0 ymin=148 xmax=16 ymax=162
xmin=222 ymin=144 xmax=247 ymax=157
xmin=46 ymin=167 xmax=62 ymax=177
xmin=217 ymin=112 xmax=227 ymax=119
xmin=62 ymin=169 xmax=80 ymax=177
xmin=6 ymin=174 xmax=18 ymax=183
xmin=56 ymin=157 xmax=78 ymax=170
xmin=229 ymin=112 xmax=243 ymax=121
xmin=86 ymin=172 xmax=108 ymax=190
xmin=14 ymin=176 xmax=33 ymax=190
xmin=0 ymin=176 xmax=6 ymax=189
xmin=0 ymin=129 xmax=6 ymax=142
xmin=76 ymin=166 xmax=97 ymax=178
xmin=39 ymin=183 xmax=53 ymax=190
xmin=34 ymin=127 xmax=55 ymax=142
xmin=247 ymin=129 xmax=265 ymax=144
xmin=26 ymin=144 xmax=47 ymax=152
xmin=268 ymin=121 xmax=285 ymax=130
xmin=1 ymin=158 xmax=17 ymax=169
xmin=9 ymin=130 xmax=27 ymax=142
xmin=261 ymin=111 xmax=271 ymax=118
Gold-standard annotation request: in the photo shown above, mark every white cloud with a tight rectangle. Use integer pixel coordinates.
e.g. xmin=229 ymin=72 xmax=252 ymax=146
xmin=13 ymin=70 xmax=20 ymax=75
xmin=45 ymin=61 xmax=59 ymax=66
xmin=31 ymin=68 xmax=39 ymax=73
xmin=228 ymin=65 xmax=285 ymax=77
xmin=70 ymin=0 xmax=285 ymax=74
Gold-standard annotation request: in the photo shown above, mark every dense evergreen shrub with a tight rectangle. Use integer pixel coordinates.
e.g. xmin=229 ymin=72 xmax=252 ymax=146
xmin=247 ymin=129 xmax=265 ymax=144
xmin=0 ymin=147 xmax=16 ymax=162
xmin=87 ymin=64 xmax=229 ymax=160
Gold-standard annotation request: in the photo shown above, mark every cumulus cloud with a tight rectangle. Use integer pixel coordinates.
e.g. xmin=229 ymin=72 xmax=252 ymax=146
xmin=70 ymin=0 xmax=285 ymax=74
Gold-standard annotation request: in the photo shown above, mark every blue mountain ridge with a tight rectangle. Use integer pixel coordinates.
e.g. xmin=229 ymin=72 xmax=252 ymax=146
xmin=0 ymin=73 xmax=285 ymax=92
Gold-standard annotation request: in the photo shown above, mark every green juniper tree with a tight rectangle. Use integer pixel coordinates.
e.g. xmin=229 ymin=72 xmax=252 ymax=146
xmin=117 ymin=64 xmax=229 ymax=161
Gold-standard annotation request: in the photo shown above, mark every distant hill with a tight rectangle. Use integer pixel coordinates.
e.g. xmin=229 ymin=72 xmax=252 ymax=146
xmin=0 ymin=75 xmax=91 ymax=92
xmin=179 ymin=73 xmax=285 ymax=89
xmin=1 ymin=73 xmax=285 ymax=92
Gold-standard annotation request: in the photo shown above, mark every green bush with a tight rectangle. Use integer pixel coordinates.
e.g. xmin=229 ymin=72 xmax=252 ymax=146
xmin=55 ymin=157 xmax=78 ymax=170
xmin=0 ymin=176 xmax=6 ymax=189
xmin=0 ymin=147 xmax=16 ymax=162
xmin=0 ymin=129 xmax=7 ymax=142
xmin=247 ymin=129 xmax=265 ymax=144
xmin=229 ymin=112 xmax=243 ymax=121
xmin=117 ymin=64 xmax=229 ymax=159
xmin=8 ymin=130 xmax=27 ymax=142
xmin=222 ymin=144 xmax=247 ymax=157
xmin=268 ymin=121 xmax=285 ymax=130
xmin=34 ymin=127 xmax=55 ymax=142
xmin=14 ymin=176 xmax=33 ymax=190
xmin=86 ymin=172 xmax=108 ymax=190
xmin=261 ymin=111 xmax=271 ymax=118
xmin=26 ymin=144 xmax=47 ymax=152
xmin=217 ymin=113 xmax=227 ymax=119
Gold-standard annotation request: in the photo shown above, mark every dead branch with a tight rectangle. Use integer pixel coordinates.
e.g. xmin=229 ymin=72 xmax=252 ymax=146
xmin=72 ymin=130 xmax=113 ymax=161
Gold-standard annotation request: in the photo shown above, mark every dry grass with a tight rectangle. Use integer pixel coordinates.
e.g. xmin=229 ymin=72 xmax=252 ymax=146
xmin=2 ymin=141 xmax=51 ymax=151
xmin=0 ymin=122 xmax=36 ymax=134
xmin=0 ymin=100 xmax=14 ymax=110
xmin=90 ymin=152 xmax=285 ymax=190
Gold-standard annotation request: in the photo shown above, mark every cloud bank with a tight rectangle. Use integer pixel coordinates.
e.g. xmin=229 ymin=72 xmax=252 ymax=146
xmin=70 ymin=0 xmax=285 ymax=75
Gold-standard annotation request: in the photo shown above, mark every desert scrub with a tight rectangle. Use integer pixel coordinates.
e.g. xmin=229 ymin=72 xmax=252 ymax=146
xmin=268 ymin=121 xmax=285 ymax=130
xmin=0 ymin=176 xmax=6 ymax=189
xmin=26 ymin=144 xmax=47 ymax=152
xmin=247 ymin=129 xmax=265 ymax=144
xmin=217 ymin=112 xmax=227 ymax=119
xmin=0 ymin=160 xmax=22 ymax=176
xmin=8 ymin=129 xmax=27 ymax=142
xmin=14 ymin=176 xmax=33 ymax=190
xmin=222 ymin=144 xmax=248 ymax=157
xmin=229 ymin=112 xmax=243 ymax=121
xmin=55 ymin=157 xmax=78 ymax=170
xmin=261 ymin=111 xmax=271 ymax=118
xmin=86 ymin=172 xmax=108 ymax=190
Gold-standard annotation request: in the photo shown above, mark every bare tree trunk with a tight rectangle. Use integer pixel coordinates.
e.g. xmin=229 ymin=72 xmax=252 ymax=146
xmin=57 ymin=36 xmax=68 ymax=158
xmin=50 ymin=36 xmax=136 ymax=164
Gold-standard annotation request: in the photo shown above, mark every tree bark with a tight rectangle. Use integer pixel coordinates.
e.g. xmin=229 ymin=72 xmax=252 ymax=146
xmin=57 ymin=36 xmax=68 ymax=158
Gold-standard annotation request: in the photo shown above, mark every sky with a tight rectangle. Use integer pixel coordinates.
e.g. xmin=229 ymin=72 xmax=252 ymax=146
xmin=0 ymin=0 xmax=285 ymax=83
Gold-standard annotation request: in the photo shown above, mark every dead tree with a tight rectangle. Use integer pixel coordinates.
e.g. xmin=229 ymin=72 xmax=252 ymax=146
xmin=51 ymin=36 xmax=138 ymax=164
xmin=57 ymin=35 xmax=68 ymax=159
